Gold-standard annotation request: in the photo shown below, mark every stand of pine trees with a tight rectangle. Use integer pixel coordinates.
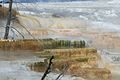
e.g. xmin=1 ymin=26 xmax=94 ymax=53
xmin=42 ymin=39 xmax=86 ymax=49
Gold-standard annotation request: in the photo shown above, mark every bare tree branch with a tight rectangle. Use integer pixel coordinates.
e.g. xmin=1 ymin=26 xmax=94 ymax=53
xmin=41 ymin=56 xmax=54 ymax=80
xmin=4 ymin=0 xmax=13 ymax=39
xmin=11 ymin=27 xmax=25 ymax=39
xmin=55 ymin=64 xmax=69 ymax=80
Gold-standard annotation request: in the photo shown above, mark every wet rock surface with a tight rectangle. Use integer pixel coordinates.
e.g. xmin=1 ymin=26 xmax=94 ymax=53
xmin=0 ymin=50 xmax=85 ymax=80
xmin=30 ymin=48 xmax=112 ymax=80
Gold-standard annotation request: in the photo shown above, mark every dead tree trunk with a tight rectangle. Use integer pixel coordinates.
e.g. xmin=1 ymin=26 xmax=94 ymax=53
xmin=4 ymin=0 xmax=13 ymax=39
xmin=41 ymin=56 xmax=54 ymax=80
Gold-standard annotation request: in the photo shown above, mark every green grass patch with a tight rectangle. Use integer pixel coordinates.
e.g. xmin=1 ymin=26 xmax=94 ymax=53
xmin=75 ymin=57 xmax=89 ymax=62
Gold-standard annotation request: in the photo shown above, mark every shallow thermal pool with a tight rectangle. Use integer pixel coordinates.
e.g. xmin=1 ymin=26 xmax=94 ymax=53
xmin=0 ymin=50 xmax=84 ymax=80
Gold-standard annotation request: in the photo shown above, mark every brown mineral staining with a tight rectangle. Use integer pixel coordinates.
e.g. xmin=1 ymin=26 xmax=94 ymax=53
xmin=49 ymin=48 xmax=99 ymax=58
xmin=68 ymin=67 xmax=111 ymax=80
xmin=0 ymin=6 xmax=18 ymax=18
xmin=0 ymin=40 xmax=43 ymax=51
xmin=30 ymin=48 xmax=112 ymax=80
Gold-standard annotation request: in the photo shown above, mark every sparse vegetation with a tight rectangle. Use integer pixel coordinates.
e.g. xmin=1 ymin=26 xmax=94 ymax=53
xmin=42 ymin=39 xmax=86 ymax=49
xmin=0 ymin=38 xmax=86 ymax=50
xmin=75 ymin=57 xmax=89 ymax=62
